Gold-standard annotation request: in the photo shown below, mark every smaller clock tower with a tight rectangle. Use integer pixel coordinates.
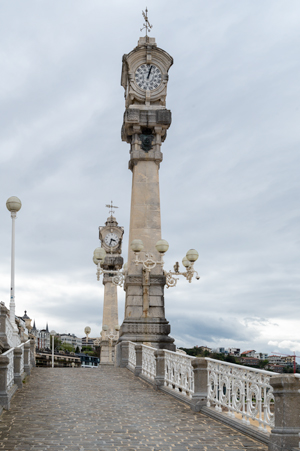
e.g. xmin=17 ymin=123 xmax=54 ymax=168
xmin=98 ymin=203 xmax=124 ymax=364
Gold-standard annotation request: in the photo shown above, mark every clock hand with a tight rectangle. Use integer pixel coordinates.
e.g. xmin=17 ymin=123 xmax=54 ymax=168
xmin=147 ymin=65 xmax=153 ymax=79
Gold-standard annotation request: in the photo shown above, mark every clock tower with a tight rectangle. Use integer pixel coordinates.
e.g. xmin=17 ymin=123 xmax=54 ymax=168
xmin=118 ymin=24 xmax=175 ymax=350
xmin=98 ymin=205 xmax=124 ymax=364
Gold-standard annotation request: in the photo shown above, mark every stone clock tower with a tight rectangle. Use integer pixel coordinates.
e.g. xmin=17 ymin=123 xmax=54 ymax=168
xmin=119 ymin=33 xmax=176 ymax=350
xmin=99 ymin=208 xmax=124 ymax=363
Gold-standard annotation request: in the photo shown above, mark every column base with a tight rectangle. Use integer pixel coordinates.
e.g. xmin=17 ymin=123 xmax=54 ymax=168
xmin=118 ymin=318 xmax=176 ymax=351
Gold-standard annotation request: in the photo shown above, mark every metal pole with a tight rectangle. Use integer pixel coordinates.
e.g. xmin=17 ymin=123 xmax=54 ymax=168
xmin=10 ymin=212 xmax=16 ymax=329
xmin=52 ymin=335 xmax=54 ymax=368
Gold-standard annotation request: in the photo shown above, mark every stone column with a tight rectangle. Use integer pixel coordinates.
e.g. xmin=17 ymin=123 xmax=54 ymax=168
xmin=30 ymin=337 xmax=36 ymax=367
xmin=119 ymin=342 xmax=130 ymax=368
xmin=191 ymin=358 xmax=208 ymax=412
xmin=0 ymin=355 xmax=9 ymax=409
xmin=118 ymin=102 xmax=175 ymax=351
xmin=14 ymin=347 xmax=23 ymax=389
xmin=268 ymin=375 xmax=300 ymax=451
xmin=154 ymin=349 xmax=165 ymax=390
xmin=100 ymin=275 xmax=119 ymax=365
xmin=24 ymin=341 xmax=31 ymax=376
xmin=134 ymin=344 xmax=142 ymax=377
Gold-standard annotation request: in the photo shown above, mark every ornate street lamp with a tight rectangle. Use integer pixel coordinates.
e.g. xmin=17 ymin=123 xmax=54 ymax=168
xmin=93 ymin=247 xmax=126 ymax=287
xmin=130 ymin=239 xmax=200 ymax=288
xmin=6 ymin=196 xmax=22 ymax=332
xmin=93 ymin=240 xmax=199 ymax=289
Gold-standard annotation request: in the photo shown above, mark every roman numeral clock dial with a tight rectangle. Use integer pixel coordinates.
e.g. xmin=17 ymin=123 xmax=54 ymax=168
xmin=104 ymin=233 xmax=119 ymax=248
xmin=135 ymin=64 xmax=162 ymax=91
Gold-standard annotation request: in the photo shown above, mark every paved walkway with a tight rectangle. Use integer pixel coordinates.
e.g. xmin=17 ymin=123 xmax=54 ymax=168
xmin=0 ymin=367 xmax=268 ymax=451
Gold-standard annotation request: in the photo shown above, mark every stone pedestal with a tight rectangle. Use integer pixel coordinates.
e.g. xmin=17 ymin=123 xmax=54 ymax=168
xmin=30 ymin=337 xmax=36 ymax=367
xmin=0 ymin=355 xmax=10 ymax=409
xmin=24 ymin=341 xmax=31 ymax=375
xmin=134 ymin=345 xmax=142 ymax=377
xmin=13 ymin=347 xmax=23 ymax=389
xmin=154 ymin=349 xmax=165 ymax=389
xmin=191 ymin=358 xmax=208 ymax=411
xmin=269 ymin=375 xmax=300 ymax=451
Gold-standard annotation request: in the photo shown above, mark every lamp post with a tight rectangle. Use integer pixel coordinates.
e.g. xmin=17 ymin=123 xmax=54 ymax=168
xmin=94 ymin=240 xmax=199 ymax=289
xmin=130 ymin=239 xmax=200 ymax=288
xmin=93 ymin=247 xmax=126 ymax=287
xmin=6 ymin=196 xmax=22 ymax=333
xmin=84 ymin=326 xmax=91 ymax=345
xmin=50 ymin=330 xmax=56 ymax=368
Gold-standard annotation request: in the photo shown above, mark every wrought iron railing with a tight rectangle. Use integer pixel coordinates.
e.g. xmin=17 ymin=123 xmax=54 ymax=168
xmin=206 ymin=358 xmax=276 ymax=432
xmin=164 ymin=349 xmax=194 ymax=398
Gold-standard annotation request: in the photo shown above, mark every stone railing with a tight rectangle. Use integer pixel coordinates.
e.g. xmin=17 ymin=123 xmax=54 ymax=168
xmin=0 ymin=339 xmax=34 ymax=410
xmin=2 ymin=348 xmax=14 ymax=392
xmin=206 ymin=357 xmax=275 ymax=432
xmin=128 ymin=341 xmax=136 ymax=370
xmin=5 ymin=317 xmax=14 ymax=348
xmin=141 ymin=345 xmax=156 ymax=381
xmin=116 ymin=341 xmax=300 ymax=450
xmin=164 ymin=349 xmax=194 ymax=398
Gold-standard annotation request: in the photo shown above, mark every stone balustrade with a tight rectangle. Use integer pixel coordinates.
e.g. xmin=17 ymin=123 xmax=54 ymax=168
xmin=116 ymin=341 xmax=300 ymax=451
xmin=0 ymin=339 xmax=34 ymax=410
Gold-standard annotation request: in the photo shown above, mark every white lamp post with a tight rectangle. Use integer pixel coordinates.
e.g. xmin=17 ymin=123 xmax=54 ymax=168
xmin=50 ymin=330 xmax=57 ymax=368
xmin=6 ymin=196 xmax=22 ymax=332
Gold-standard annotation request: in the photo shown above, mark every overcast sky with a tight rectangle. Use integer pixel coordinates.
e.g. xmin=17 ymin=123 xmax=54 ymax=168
xmin=1 ymin=1 xmax=299 ymax=358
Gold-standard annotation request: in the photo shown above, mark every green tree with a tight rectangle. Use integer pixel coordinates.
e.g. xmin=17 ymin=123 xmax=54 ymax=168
xmin=60 ymin=343 xmax=75 ymax=353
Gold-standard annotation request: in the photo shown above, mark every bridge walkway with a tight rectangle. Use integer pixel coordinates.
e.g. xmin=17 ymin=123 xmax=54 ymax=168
xmin=0 ymin=366 xmax=268 ymax=451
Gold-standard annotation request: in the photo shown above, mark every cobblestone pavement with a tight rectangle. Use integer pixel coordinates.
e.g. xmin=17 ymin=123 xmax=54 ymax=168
xmin=0 ymin=367 xmax=268 ymax=451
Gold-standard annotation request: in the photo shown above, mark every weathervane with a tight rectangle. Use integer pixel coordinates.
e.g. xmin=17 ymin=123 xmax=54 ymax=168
xmin=141 ymin=7 xmax=153 ymax=37
xmin=106 ymin=201 xmax=118 ymax=216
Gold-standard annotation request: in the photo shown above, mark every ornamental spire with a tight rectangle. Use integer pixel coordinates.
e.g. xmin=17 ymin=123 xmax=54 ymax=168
xmin=140 ymin=7 xmax=153 ymax=37
xmin=105 ymin=201 xmax=118 ymax=216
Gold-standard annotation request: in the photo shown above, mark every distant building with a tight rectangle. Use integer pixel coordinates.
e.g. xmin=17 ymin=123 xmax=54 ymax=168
xmin=31 ymin=321 xmax=51 ymax=350
xmin=82 ymin=337 xmax=97 ymax=349
xmin=228 ymin=348 xmax=240 ymax=357
xmin=241 ymin=350 xmax=256 ymax=358
xmin=268 ymin=355 xmax=285 ymax=365
xmin=77 ymin=353 xmax=99 ymax=367
xmin=35 ymin=350 xmax=81 ymax=368
xmin=199 ymin=346 xmax=212 ymax=353
xmin=266 ymin=364 xmax=285 ymax=373
xmin=254 ymin=352 xmax=268 ymax=360
xmin=60 ymin=333 xmax=82 ymax=351
xmin=240 ymin=357 xmax=260 ymax=367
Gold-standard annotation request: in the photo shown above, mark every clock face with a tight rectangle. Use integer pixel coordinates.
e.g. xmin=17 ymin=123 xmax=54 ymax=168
xmin=135 ymin=64 xmax=162 ymax=91
xmin=104 ymin=233 xmax=119 ymax=247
